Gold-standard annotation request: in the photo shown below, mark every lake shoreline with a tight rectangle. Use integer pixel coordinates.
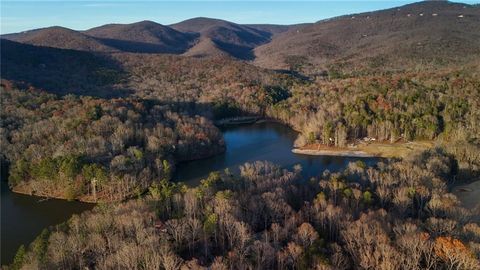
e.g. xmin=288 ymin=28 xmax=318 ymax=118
xmin=215 ymin=116 xmax=260 ymax=126
xmin=9 ymin=146 xmax=227 ymax=203
xmin=12 ymin=183 xmax=104 ymax=203
xmin=292 ymin=148 xmax=375 ymax=157
xmin=293 ymin=141 xmax=435 ymax=158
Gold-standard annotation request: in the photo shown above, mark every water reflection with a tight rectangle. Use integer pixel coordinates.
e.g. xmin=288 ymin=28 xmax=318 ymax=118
xmin=2 ymin=121 xmax=378 ymax=265
xmin=1 ymin=181 xmax=94 ymax=265
xmin=175 ymin=122 xmax=379 ymax=185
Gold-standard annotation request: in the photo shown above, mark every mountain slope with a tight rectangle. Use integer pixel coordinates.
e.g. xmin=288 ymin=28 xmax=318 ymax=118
xmin=182 ymin=38 xmax=230 ymax=58
xmin=171 ymin=17 xmax=271 ymax=46
xmin=254 ymin=1 xmax=480 ymax=73
xmin=84 ymin=20 xmax=197 ymax=53
xmin=171 ymin=17 xmax=283 ymax=59
xmin=2 ymin=18 xmax=292 ymax=59
xmin=0 ymin=39 xmax=126 ymax=97
xmin=1 ymin=26 xmax=116 ymax=52
xmin=245 ymin=24 xmax=293 ymax=36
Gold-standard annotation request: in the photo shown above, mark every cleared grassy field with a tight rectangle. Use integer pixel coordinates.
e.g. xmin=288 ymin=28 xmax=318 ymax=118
xmin=358 ymin=141 xmax=435 ymax=158
xmin=295 ymin=141 xmax=435 ymax=159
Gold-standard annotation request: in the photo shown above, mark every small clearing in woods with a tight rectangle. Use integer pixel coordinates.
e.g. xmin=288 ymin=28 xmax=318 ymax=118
xmin=294 ymin=141 xmax=434 ymax=158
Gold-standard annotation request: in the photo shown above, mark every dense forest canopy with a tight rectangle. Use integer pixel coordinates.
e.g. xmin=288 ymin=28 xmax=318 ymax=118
xmin=1 ymin=83 xmax=224 ymax=201
xmin=269 ymin=70 xmax=480 ymax=146
xmin=10 ymin=151 xmax=480 ymax=269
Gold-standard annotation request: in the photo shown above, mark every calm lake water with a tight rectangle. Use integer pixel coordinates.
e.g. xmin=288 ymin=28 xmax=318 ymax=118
xmin=0 ymin=181 xmax=94 ymax=265
xmin=175 ymin=122 xmax=379 ymax=185
xmin=1 ymin=121 xmax=378 ymax=265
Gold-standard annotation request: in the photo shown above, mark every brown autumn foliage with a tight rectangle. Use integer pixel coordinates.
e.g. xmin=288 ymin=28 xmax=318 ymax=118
xmin=254 ymin=1 xmax=480 ymax=74
xmin=9 ymin=148 xmax=480 ymax=269
xmin=1 ymin=84 xmax=224 ymax=201
xmin=1 ymin=2 xmax=479 ymax=269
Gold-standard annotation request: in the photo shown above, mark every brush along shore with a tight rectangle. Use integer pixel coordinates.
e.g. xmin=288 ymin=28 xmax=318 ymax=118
xmin=293 ymin=141 xmax=434 ymax=158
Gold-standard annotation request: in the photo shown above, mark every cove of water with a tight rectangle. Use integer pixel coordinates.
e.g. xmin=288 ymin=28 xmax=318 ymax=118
xmin=0 ymin=181 xmax=94 ymax=265
xmin=1 ymin=121 xmax=378 ymax=265
xmin=175 ymin=122 xmax=379 ymax=185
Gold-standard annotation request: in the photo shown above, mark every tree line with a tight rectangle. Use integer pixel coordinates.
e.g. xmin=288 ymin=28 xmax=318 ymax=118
xmin=267 ymin=71 xmax=479 ymax=149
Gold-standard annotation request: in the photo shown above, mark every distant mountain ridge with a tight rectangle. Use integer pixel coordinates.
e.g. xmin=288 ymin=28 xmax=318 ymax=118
xmin=2 ymin=26 xmax=117 ymax=52
xmin=2 ymin=18 xmax=291 ymax=59
xmin=84 ymin=20 xmax=197 ymax=53
xmin=254 ymin=1 xmax=480 ymax=73
xmin=1 ymin=1 xmax=479 ymax=70
xmin=170 ymin=17 xmax=287 ymax=59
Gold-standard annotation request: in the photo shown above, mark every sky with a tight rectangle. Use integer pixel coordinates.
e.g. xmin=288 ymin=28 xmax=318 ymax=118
xmin=2 ymin=0 xmax=479 ymax=34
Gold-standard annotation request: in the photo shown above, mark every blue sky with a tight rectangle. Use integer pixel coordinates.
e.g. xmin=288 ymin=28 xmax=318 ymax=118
xmin=2 ymin=1 xmax=479 ymax=34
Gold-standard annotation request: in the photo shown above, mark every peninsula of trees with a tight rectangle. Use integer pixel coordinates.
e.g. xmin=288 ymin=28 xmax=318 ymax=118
xmin=1 ymin=83 xmax=224 ymax=201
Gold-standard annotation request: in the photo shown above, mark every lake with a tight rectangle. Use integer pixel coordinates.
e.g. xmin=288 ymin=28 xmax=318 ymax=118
xmin=1 ymin=121 xmax=378 ymax=265
xmin=0 ymin=180 xmax=94 ymax=265
xmin=175 ymin=121 xmax=379 ymax=184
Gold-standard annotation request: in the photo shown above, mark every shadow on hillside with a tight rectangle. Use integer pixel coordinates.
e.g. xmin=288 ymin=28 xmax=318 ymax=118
xmin=144 ymin=99 xmax=260 ymax=122
xmin=274 ymin=69 xmax=312 ymax=81
xmin=214 ymin=40 xmax=256 ymax=60
xmin=92 ymin=37 xmax=196 ymax=54
xmin=0 ymin=39 xmax=132 ymax=98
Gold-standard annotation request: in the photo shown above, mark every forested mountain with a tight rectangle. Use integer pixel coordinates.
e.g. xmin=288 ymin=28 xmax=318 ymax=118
xmin=4 ymin=1 xmax=478 ymax=66
xmin=2 ymin=18 xmax=290 ymax=59
xmin=3 ymin=21 xmax=197 ymax=54
xmin=83 ymin=20 xmax=198 ymax=54
xmin=0 ymin=39 xmax=126 ymax=97
xmin=244 ymin=24 xmax=293 ymax=36
xmin=1 ymin=26 xmax=116 ymax=52
xmin=171 ymin=17 xmax=288 ymax=59
xmin=181 ymin=38 xmax=230 ymax=58
xmin=1 ymin=35 xmax=294 ymax=109
xmin=254 ymin=1 xmax=480 ymax=74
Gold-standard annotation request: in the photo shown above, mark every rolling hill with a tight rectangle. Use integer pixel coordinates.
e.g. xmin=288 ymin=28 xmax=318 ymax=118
xmin=2 ymin=19 xmax=290 ymax=58
xmin=83 ymin=20 xmax=197 ymax=53
xmin=2 ymin=21 xmax=198 ymax=54
xmin=254 ymin=1 xmax=480 ymax=73
xmin=1 ymin=26 xmax=116 ymax=52
xmin=171 ymin=17 xmax=290 ymax=59
xmin=182 ymin=37 xmax=230 ymax=58
xmin=0 ymin=39 xmax=126 ymax=97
